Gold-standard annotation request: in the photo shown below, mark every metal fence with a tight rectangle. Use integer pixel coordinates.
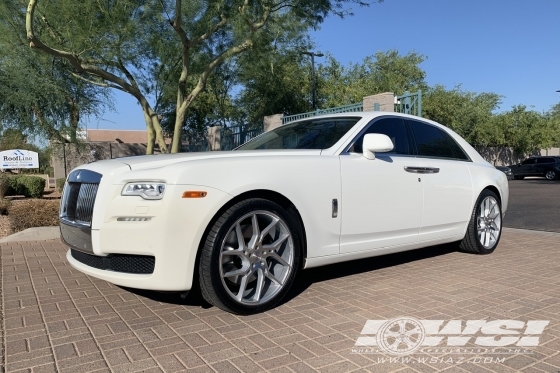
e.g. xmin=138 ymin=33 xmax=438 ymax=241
xmin=281 ymin=102 xmax=364 ymax=125
xmin=394 ymin=90 xmax=422 ymax=117
xmin=220 ymin=125 xmax=264 ymax=150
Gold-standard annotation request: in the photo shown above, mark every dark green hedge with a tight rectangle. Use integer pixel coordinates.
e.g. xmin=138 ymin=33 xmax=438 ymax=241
xmin=56 ymin=178 xmax=66 ymax=193
xmin=3 ymin=175 xmax=46 ymax=198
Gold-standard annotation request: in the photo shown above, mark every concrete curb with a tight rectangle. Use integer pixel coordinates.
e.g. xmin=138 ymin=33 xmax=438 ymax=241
xmin=503 ymin=227 xmax=560 ymax=237
xmin=0 ymin=226 xmax=59 ymax=243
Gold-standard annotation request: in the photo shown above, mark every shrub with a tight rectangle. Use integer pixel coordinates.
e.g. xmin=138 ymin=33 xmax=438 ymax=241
xmin=56 ymin=178 xmax=66 ymax=193
xmin=19 ymin=176 xmax=46 ymax=198
xmin=0 ymin=174 xmax=10 ymax=199
xmin=7 ymin=175 xmax=23 ymax=195
xmin=0 ymin=198 xmax=10 ymax=215
xmin=8 ymin=199 xmax=60 ymax=233
xmin=4 ymin=175 xmax=45 ymax=198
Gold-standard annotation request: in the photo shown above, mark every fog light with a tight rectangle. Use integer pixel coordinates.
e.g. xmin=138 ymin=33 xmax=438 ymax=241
xmin=117 ymin=217 xmax=152 ymax=222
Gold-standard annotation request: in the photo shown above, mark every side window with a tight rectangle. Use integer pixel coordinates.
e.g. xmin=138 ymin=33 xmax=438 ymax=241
xmin=350 ymin=117 xmax=411 ymax=155
xmin=521 ymin=158 xmax=536 ymax=165
xmin=440 ymin=130 xmax=470 ymax=161
xmin=536 ymin=157 xmax=554 ymax=164
xmin=408 ymin=120 xmax=455 ymax=159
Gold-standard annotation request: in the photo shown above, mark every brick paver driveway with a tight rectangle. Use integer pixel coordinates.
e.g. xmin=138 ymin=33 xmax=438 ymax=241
xmin=2 ymin=228 xmax=560 ymax=373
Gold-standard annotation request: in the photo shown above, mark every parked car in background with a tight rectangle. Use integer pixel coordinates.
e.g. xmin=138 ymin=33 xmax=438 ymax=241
xmin=508 ymin=156 xmax=560 ymax=180
xmin=495 ymin=166 xmax=514 ymax=180
xmin=60 ymin=112 xmax=509 ymax=314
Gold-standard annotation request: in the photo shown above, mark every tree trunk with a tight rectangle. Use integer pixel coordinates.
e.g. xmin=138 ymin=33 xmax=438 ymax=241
xmin=171 ymin=103 xmax=188 ymax=153
xmin=138 ymin=97 xmax=167 ymax=154
xmin=68 ymin=97 xmax=79 ymax=142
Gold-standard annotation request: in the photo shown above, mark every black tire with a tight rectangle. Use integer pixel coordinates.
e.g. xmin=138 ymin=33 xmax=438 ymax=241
xmin=199 ymin=198 xmax=301 ymax=314
xmin=545 ymin=170 xmax=557 ymax=180
xmin=513 ymin=175 xmax=524 ymax=180
xmin=459 ymin=189 xmax=502 ymax=255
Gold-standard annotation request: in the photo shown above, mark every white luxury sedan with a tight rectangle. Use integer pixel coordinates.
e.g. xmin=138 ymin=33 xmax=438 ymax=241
xmin=60 ymin=112 xmax=508 ymax=314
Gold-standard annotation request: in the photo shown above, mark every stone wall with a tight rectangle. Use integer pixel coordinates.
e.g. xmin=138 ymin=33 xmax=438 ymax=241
xmin=264 ymin=114 xmax=284 ymax=132
xmin=363 ymin=92 xmax=394 ymax=112
xmin=51 ymin=142 xmax=151 ymax=179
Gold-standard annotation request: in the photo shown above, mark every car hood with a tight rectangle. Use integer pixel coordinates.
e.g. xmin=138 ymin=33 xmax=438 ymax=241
xmin=108 ymin=149 xmax=322 ymax=171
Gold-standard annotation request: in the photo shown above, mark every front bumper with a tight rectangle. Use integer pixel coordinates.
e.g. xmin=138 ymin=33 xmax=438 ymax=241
xmin=63 ymin=183 xmax=232 ymax=291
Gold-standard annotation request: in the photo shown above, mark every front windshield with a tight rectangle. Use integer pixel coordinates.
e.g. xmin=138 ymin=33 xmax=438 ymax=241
xmin=236 ymin=117 xmax=361 ymax=150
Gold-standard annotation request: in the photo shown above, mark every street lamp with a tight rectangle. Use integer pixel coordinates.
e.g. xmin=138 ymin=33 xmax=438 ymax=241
xmin=302 ymin=51 xmax=324 ymax=111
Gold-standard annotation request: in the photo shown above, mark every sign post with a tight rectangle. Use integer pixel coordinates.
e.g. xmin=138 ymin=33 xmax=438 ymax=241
xmin=0 ymin=149 xmax=40 ymax=169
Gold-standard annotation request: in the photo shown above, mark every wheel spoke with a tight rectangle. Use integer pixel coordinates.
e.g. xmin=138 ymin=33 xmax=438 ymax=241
xmin=221 ymin=249 xmax=245 ymax=258
xmin=260 ymin=218 xmax=279 ymax=240
xmin=490 ymin=208 xmax=500 ymax=219
xmin=253 ymin=269 xmax=265 ymax=302
xmin=223 ymin=267 xmax=248 ymax=278
xmin=265 ymin=271 xmax=283 ymax=286
xmin=269 ymin=252 xmax=290 ymax=267
xmin=236 ymin=273 xmax=250 ymax=301
xmin=263 ymin=233 xmax=289 ymax=252
xmin=403 ymin=336 xmax=416 ymax=348
xmin=405 ymin=326 xmax=421 ymax=336
xmin=385 ymin=331 xmax=401 ymax=338
xmin=388 ymin=338 xmax=402 ymax=349
xmin=247 ymin=214 xmax=260 ymax=250
xmin=235 ymin=223 xmax=246 ymax=251
xmin=488 ymin=199 xmax=496 ymax=215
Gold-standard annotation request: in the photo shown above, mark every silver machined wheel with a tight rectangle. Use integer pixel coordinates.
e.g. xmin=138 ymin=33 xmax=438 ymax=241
xmin=545 ymin=170 xmax=556 ymax=180
xmin=477 ymin=196 xmax=501 ymax=249
xmin=218 ymin=210 xmax=294 ymax=305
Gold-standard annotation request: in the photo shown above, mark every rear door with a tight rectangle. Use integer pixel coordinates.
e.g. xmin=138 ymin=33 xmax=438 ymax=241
xmin=535 ymin=157 xmax=556 ymax=176
xmin=406 ymin=119 xmax=474 ymax=242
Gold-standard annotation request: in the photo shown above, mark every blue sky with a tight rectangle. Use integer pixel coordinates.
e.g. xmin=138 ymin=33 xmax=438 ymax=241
xmin=90 ymin=0 xmax=560 ymax=130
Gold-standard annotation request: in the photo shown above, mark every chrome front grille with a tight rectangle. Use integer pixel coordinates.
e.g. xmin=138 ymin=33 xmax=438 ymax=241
xmin=60 ymin=169 xmax=102 ymax=226
xmin=75 ymin=183 xmax=98 ymax=224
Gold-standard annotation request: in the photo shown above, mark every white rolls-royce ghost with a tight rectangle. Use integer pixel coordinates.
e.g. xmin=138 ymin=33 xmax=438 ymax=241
xmin=60 ymin=112 xmax=508 ymax=314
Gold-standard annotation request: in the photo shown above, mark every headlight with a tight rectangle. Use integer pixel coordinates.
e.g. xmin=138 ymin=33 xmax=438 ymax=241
xmin=122 ymin=182 xmax=166 ymax=200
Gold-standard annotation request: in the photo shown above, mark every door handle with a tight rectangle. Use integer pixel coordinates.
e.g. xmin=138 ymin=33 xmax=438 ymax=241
xmin=404 ymin=166 xmax=440 ymax=174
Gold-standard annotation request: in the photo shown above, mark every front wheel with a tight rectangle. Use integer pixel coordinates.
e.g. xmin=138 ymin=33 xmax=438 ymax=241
xmin=199 ymin=199 xmax=301 ymax=314
xmin=545 ymin=170 xmax=557 ymax=180
xmin=459 ymin=190 xmax=502 ymax=254
xmin=514 ymin=175 xmax=524 ymax=180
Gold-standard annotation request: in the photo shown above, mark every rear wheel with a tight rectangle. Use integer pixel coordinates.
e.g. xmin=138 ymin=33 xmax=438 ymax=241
xmin=459 ymin=190 xmax=502 ymax=255
xmin=545 ymin=170 xmax=557 ymax=180
xmin=199 ymin=199 xmax=301 ymax=314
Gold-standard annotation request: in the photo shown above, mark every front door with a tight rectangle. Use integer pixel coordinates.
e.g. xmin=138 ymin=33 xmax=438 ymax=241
xmin=340 ymin=117 xmax=423 ymax=253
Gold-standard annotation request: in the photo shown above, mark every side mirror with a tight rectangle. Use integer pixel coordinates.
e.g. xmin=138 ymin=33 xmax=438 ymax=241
xmin=363 ymin=133 xmax=394 ymax=160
